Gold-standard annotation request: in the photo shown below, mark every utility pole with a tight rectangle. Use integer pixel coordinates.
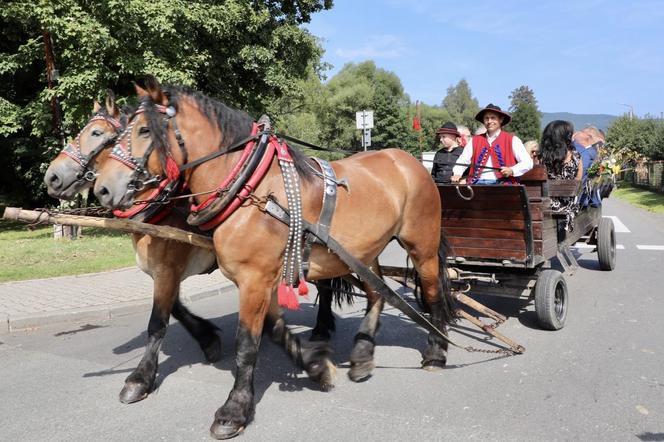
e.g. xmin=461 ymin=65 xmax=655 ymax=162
xmin=619 ymin=103 xmax=634 ymax=120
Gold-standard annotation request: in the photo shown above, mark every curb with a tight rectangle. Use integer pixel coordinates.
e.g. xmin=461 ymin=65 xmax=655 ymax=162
xmin=1 ymin=280 xmax=236 ymax=335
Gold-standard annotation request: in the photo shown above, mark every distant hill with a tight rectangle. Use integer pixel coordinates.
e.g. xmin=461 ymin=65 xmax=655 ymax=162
xmin=541 ymin=112 xmax=618 ymax=132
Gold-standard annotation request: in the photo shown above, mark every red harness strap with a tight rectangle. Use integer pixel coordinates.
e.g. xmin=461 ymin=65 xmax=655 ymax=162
xmin=198 ymin=135 xmax=287 ymax=231
xmin=190 ymin=123 xmax=259 ymax=215
xmin=112 ymin=155 xmax=181 ymax=220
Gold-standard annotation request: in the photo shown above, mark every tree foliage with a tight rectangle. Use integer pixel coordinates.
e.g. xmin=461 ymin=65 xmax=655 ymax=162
xmin=313 ymin=61 xmax=413 ymax=151
xmin=0 ymin=0 xmax=331 ymax=206
xmin=508 ymin=85 xmax=538 ymax=109
xmin=441 ymin=79 xmax=480 ymax=132
xmin=505 ymin=85 xmax=541 ymax=142
xmin=607 ymin=116 xmax=664 ymax=160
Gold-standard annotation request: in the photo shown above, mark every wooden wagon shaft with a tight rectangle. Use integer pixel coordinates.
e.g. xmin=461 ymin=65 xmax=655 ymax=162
xmin=454 ymin=292 xmax=507 ymax=324
xmin=385 ymin=272 xmax=507 ymax=323
xmin=455 ymin=309 xmax=525 ymax=354
xmin=2 ymin=207 xmax=214 ymax=250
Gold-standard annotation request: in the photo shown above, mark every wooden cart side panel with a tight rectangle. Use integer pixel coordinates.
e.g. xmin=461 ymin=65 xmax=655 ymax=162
xmin=439 ymin=185 xmax=532 ymax=265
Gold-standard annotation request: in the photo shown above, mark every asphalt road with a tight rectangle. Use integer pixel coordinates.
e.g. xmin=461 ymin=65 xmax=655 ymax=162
xmin=1 ymin=197 xmax=663 ymax=441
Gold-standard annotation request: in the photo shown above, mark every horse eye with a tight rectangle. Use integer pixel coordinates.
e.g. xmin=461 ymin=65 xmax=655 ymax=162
xmin=91 ymin=129 xmax=104 ymax=137
xmin=139 ymin=126 xmax=150 ymax=136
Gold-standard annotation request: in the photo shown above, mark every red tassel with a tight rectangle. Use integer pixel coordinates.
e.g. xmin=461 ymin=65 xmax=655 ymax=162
xmin=278 ymin=281 xmax=299 ymax=310
xmin=298 ymin=278 xmax=309 ymax=296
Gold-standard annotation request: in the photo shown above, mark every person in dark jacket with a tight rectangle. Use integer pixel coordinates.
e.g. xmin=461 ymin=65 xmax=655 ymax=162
xmin=431 ymin=122 xmax=463 ymax=184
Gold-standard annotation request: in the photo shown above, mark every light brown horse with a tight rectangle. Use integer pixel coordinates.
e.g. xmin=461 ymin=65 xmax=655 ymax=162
xmin=44 ymin=95 xmax=223 ymax=403
xmin=92 ymin=79 xmax=453 ymax=439
xmin=44 ymin=94 xmax=343 ymax=405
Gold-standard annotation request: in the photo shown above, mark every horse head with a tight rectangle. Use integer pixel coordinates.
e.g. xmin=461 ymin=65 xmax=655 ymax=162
xmin=93 ymin=78 xmax=181 ymax=211
xmin=44 ymin=92 xmax=125 ymax=200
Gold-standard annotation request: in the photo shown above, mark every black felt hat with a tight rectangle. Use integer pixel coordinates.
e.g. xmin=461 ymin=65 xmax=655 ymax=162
xmin=475 ymin=103 xmax=512 ymax=126
xmin=435 ymin=121 xmax=460 ymax=137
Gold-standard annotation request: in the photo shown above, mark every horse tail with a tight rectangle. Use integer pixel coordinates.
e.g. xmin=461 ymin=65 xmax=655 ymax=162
xmin=438 ymin=233 xmax=457 ymax=326
xmin=326 ymin=277 xmax=356 ymax=307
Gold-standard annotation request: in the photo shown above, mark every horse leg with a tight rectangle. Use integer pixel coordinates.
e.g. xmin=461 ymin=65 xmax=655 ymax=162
xmin=119 ymin=272 xmax=179 ymax=404
xmin=348 ymin=259 xmax=384 ymax=382
xmin=171 ymin=297 xmax=222 ymax=363
xmin=402 ymin=242 xmax=453 ymax=371
xmin=310 ymin=278 xmax=335 ymax=341
xmin=267 ymin=294 xmax=335 ymax=390
xmin=209 ymin=278 xmax=271 ymax=440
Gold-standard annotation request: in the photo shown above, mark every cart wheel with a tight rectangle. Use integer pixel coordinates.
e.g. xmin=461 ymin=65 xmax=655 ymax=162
xmin=597 ymin=217 xmax=616 ymax=271
xmin=534 ymin=269 xmax=568 ymax=330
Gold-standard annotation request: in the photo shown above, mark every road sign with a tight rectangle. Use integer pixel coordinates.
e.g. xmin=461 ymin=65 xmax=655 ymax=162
xmin=356 ymin=110 xmax=374 ymax=129
xmin=363 ymin=128 xmax=371 ymax=147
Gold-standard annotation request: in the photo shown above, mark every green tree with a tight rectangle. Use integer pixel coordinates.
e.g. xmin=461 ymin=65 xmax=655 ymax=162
xmin=0 ymin=0 xmax=331 ymax=207
xmin=607 ymin=116 xmax=664 ymax=160
xmin=505 ymin=85 xmax=541 ymax=142
xmin=508 ymin=85 xmax=538 ymax=108
xmin=316 ymin=61 xmax=412 ymax=151
xmin=441 ymin=79 xmax=480 ymax=132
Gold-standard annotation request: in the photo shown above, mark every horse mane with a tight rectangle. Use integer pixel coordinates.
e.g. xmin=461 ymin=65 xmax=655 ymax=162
xmin=144 ymin=85 xmax=315 ymax=182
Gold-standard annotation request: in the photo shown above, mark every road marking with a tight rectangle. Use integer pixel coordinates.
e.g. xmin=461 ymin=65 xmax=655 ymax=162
xmin=573 ymin=243 xmax=625 ymax=250
xmin=636 ymin=245 xmax=664 ymax=251
xmin=604 ymin=216 xmax=631 ymax=233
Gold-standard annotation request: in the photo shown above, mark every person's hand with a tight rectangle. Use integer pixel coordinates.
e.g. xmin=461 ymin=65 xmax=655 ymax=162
xmin=460 ymin=178 xmax=467 ymax=184
xmin=451 ymin=175 xmax=461 ymax=183
xmin=500 ymin=167 xmax=513 ymax=177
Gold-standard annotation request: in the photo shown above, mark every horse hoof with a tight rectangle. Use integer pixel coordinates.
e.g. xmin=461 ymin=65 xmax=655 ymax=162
xmin=348 ymin=360 xmax=375 ymax=383
xmin=209 ymin=420 xmax=245 ymax=440
xmin=119 ymin=382 xmax=150 ymax=404
xmin=422 ymin=359 xmax=446 ymax=372
xmin=319 ymin=360 xmax=336 ymax=391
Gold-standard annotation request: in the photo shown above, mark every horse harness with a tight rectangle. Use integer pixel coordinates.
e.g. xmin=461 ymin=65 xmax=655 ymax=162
xmin=59 ymin=113 xmax=123 ymax=182
xmin=111 ymin=105 xmax=479 ymax=351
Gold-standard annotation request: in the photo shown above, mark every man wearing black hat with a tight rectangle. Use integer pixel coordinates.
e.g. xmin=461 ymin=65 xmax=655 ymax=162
xmin=431 ymin=122 xmax=464 ymax=184
xmin=451 ymin=104 xmax=533 ymax=185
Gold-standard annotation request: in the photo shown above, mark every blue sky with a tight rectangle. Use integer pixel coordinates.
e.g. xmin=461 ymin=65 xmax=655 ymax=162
xmin=305 ymin=0 xmax=664 ymax=117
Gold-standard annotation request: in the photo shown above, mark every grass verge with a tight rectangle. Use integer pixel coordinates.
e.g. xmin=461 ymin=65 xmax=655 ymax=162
xmin=0 ymin=219 xmax=136 ymax=282
xmin=613 ymin=183 xmax=664 ymax=214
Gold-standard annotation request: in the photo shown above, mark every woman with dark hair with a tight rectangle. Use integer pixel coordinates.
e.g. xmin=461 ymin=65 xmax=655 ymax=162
xmin=540 ymin=120 xmax=583 ymax=231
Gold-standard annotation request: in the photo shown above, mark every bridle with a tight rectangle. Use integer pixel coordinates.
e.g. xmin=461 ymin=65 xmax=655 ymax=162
xmin=58 ymin=113 xmax=123 ymax=182
xmin=106 ymin=102 xmax=184 ymax=220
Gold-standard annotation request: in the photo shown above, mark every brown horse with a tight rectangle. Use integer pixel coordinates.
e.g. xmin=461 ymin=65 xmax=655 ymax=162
xmin=44 ymin=93 xmax=344 ymax=405
xmin=44 ymin=95 xmax=224 ymax=403
xmin=92 ymin=80 xmax=453 ymax=439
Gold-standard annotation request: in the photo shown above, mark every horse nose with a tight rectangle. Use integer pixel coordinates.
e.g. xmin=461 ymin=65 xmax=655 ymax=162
xmin=96 ymin=185 xmax=113 ymax=207
xmin=45 ymin=169 xmax=63 ymax=191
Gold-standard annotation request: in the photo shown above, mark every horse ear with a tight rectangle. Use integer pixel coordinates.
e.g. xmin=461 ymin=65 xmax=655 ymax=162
xmin=93 ymin=100 xmax=101 ymax=113
xmin=134 ymin=81 xmax=148 ymax=98
xmin=144 ymin=75 xmax=167 ymax=105
xmin=105 ymin=90 xmax=119 ymax=118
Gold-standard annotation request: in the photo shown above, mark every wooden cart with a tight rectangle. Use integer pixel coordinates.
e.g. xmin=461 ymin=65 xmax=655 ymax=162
xmin=438 ymin=165 xmax=616 ymax=330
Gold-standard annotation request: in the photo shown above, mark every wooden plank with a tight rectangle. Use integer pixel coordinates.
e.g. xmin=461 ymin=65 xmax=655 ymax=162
xmin=441 ymin=197 xmax=525 ymax=210
xmin=443 ymin=218 xmax=526 ymax=230
xmin=442 ymin=209 xmax=526 ymax=221
xmin=444 ymin=226 xmax=526 ymax=239
xmin=534 ymin=236 xmax=558 ymax=256
xmin=548 ymin=179 xmax=582 ymax=197
xmin=448 ymin=237 xmax=526 ymax=250
xmin=525 ymin=186 xmax=542 ymax=198
xmin=520 ymin=165 xmax=548 ymax=181
xmin=449 ymin=247 xmax=527 ymax=261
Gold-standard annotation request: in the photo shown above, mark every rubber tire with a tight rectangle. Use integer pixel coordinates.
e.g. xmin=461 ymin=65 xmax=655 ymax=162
xmin=534 ymin=269 xmax=568 ymax=331
xmin=597 ymin=217 xmax=616 ymax=271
